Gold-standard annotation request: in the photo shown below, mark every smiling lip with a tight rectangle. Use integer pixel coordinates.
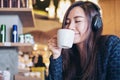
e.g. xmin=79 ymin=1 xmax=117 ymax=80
xmin=75 ymin=33 xmax=80 ymax=34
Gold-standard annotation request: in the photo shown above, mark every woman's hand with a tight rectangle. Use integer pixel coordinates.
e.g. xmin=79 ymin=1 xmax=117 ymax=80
xmin=48 ymin=35 xmax=62 ymax=59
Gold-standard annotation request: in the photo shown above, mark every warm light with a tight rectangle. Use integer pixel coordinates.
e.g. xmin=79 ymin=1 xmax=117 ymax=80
xmin=33 ymin=44 xmax=38 ymax=50
xmin=28 ymin=0 xmax=33 ymax=8
xmin=44 ymin=46 xmax=48 ymax=51
xmin=57 ymin=0 xmax=71 ymax=23
xmin=48 ymin=0 xmax=55 ymax=19
xmin=45 ymin=7 xmax=49 ymax=11
xmin=40 ymin=0 xmax=44 ymax=2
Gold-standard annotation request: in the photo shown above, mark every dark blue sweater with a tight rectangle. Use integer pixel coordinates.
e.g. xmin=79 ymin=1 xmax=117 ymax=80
xmin=48 ymin=35 xmax=120 ymax=80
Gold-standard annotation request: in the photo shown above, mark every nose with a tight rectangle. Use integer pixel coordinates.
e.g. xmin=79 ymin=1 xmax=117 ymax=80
xmin=67 ymin=22 xmax=75 ymax=30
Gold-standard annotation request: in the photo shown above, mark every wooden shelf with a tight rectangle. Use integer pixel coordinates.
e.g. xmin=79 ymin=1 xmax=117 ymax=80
xmin=0 ymin=42 xmax=33 ymax=47
xmin=0 ymin=8 xmax=35 ymax=27
xmin=0 ymin=42 xmax=34 ymax=51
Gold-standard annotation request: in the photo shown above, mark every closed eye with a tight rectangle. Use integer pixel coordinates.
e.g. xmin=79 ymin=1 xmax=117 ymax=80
xmin=75 ymin=21 xmax=81 ymax=23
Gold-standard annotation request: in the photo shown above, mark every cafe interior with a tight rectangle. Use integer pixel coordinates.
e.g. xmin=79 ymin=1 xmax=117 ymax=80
xmin=0 ymin=0 xmax=120 ymax=80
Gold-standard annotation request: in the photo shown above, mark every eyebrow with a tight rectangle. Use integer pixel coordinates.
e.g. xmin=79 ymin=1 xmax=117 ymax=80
xmin=74 ymin=16 xmax=84 ymax=19
xmin=66 ymin=16 xmax=84 ymax=20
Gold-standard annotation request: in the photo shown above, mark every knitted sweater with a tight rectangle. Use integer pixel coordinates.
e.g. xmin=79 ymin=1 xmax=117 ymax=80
xmin=47 ymin=35 xmax=120 ymax=80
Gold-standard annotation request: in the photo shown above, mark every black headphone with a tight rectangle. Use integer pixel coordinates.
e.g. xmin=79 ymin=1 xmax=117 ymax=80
xmin=92 ymin=14 xmax=102 ymax=32
xmin=90 ymin=2 xmax=103 ymax=32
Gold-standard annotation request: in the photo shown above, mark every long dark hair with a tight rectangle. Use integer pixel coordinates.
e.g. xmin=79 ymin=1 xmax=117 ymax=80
xmin=61 ymin=1 xmax=103 ymax=80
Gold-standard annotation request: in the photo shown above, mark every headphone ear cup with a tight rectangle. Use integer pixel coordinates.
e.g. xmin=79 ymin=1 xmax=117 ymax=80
xmin=92 ymin=15 xmax=102 ymax=32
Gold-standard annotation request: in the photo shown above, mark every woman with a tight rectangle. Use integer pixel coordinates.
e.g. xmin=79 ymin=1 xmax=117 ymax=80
xmin=48 ymin=1 xmax=120 ymax=80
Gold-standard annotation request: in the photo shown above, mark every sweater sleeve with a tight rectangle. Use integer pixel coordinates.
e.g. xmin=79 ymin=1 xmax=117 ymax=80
xmin=47 ymin=55 xmax=63 ymax=80
xmin=106 ymin=35 xmax=120 ymax=80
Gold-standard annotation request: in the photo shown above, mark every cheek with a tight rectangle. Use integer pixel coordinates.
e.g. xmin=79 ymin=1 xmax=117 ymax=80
xmin=73 ymin=33 xmax=81 ymax=43
xmin=74 ymin=27 xmax=88 ymax=43
xmin=77 ymin=23 xmax=88 ymax=34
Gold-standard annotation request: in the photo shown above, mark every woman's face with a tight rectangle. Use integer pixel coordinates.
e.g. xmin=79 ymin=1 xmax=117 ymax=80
xmin=65 ymin=7 xmax=89 ymax=44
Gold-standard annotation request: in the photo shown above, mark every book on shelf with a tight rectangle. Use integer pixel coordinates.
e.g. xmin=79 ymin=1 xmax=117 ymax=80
xmin=0 ymin=0 xmax=31 ymax=8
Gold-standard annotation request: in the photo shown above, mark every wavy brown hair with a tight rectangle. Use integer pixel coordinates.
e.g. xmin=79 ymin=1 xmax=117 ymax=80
xmin=61 ymin=1 xmax=103 ymax=80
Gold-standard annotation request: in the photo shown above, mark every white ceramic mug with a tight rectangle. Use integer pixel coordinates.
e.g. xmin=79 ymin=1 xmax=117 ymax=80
xmin=57 ymin=29 xmax=75 ymax=49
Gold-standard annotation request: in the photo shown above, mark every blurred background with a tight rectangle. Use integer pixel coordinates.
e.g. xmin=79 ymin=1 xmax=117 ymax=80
xmin=0 ymin=0 xmax=120 ymax=80
xmin=22 ymin=0 xmax=120 ymax=79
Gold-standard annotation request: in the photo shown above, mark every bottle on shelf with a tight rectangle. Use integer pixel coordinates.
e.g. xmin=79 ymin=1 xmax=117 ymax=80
xmin=11 ymin=24 xmax=18 ymax=43
xmin=0 ymin=24 xmax=6 ymax=43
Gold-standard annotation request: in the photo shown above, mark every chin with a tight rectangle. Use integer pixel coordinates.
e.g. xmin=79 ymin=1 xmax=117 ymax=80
xmin=73 ymin=40 xmax=81 ymax=44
